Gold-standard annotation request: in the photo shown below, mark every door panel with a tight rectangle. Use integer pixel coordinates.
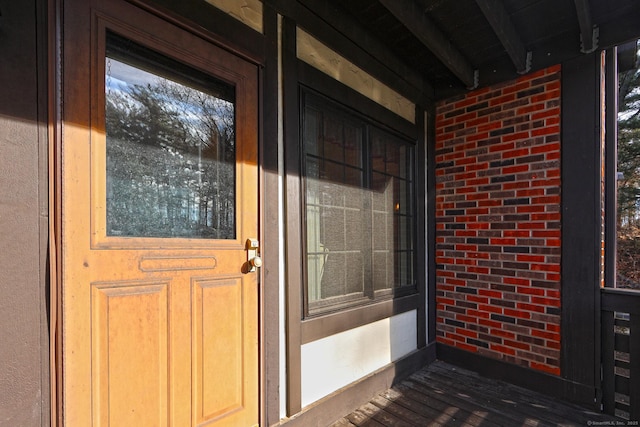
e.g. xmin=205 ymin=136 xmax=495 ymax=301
xmin=91 ymin=281 xmax=170 ymax=427
xmin=192 ymin=277 xmax=254 ymax=424
xmin=61 ymin=1 xmax=259 ymax=425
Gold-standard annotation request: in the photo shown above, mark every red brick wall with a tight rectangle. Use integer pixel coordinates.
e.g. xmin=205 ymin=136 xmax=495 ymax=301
xmin=435 ymin=65 xmax=562 ymax=375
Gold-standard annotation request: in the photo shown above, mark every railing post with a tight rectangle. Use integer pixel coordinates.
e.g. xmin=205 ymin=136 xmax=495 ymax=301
xmin=630 ymin=312 xmax=640 ymax=420
xmin=601 ymin=289 xmax=640 ymax=419
xmin=601 ymin=309 xmax=615 ymax=415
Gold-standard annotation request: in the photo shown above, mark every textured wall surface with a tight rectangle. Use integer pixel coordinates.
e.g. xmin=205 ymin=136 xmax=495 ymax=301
xmin=435 ymin=66 xmax=562 ymax=375
xmin=0 ymin=1 xmax=49 ymax=425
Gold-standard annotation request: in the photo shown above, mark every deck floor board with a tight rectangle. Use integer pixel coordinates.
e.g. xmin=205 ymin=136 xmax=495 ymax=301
xmin=370 ymin=394 xmax=444 ymax=427
xmin=400 ymin=380 xmax=520 ymax=427
xmin=330 ymin=361 xmax=619 ymax=426
xmin=418 ymin=364 xmax=591 ymax=425
xmin=411 ymin=368 xmax=569 ymax=425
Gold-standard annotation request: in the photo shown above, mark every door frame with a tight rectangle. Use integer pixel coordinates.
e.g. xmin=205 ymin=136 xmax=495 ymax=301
xmin=49 ymin=0 xmax=280 ymax=424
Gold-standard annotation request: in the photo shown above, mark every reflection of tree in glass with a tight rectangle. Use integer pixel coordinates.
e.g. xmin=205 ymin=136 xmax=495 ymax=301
xmin=617 ymin=42 xmax=640 ymax=288
xmin=105 ymin=76 xmax=236 ymax=239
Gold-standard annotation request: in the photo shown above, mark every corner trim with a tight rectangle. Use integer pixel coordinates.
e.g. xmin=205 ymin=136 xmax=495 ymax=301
xmin=560 ymin=53 xmax=601 ymax=393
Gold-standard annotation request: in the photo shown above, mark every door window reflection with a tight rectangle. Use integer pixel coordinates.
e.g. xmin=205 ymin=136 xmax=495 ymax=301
xmin=105 ymin=32 xmax=236 ymax=239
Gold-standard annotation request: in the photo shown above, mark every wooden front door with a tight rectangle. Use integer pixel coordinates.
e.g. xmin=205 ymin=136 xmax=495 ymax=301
xmin=60 ymin=1 xmax=259 ymax=425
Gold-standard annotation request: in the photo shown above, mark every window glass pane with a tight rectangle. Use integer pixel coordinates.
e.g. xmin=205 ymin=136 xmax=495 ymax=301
xmin=345 ymin=166 xmax=364 ymax=187
xmin=344 ymin=124 xmax=363 ymax=168
xmin=303 ymin=93 xmax=415 ymax=315
xmin=617 ymin=39 xmax=640 ymax=289
xmin=321 ymin=253 xmax=347 ymax=298
xmin=323 ymin=161 xmax=345 ymax=184
xmin=395 ymin=251 xmax=413 ymax=288
xmin=345 ymin=252 xmax=365 ymax=294
xmin=323 ymin=206 xmax=347 ymax=251
xmin=105 ymin=33 xmax=236 ymax=239
xmin=371 ymin=137 xmax=385 ymax=173
xmin=394 ymin=179 xmax=411 ymax=215
xmin=373 ymin=251 xmax=392 ymax=291
xmin=304 ymin=107 xmax=321 ymax=157
xmin=385 ymin=141 xmax=401 ymax=177
xmin=323 ymin=117 xmax=345 ymax=163
xmin=400 ymin=145 xmax=411 ymax=179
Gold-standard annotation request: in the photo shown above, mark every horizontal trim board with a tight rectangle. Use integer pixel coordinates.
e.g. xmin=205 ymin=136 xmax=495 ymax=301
xmin=296 ymin=27 xmax=415 ymax=124
xmin=301 ymin=294 xmax=421 ymax=344
xmin=437 ymin=344 xmax=597 ymax=410
xmin=601 ymin=288 xmax=640 ymax=314
xmin=204 ymin=0 xmax=263 ymax=33
xmin=281 ymin=344 xmax=436 ymax=427
xmin=298 ymin=63 xmax=417 ymax=140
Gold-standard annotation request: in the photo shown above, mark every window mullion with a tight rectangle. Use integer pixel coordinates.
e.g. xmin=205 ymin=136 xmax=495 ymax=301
xmin=362 ymin=124 xmax=373 ymax=299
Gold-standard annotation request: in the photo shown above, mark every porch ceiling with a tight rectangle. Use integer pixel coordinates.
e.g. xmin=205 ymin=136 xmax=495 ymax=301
xmin=326 ymin=0 xmax=640 ymax=100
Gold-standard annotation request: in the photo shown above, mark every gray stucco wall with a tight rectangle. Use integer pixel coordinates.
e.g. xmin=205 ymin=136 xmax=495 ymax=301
xmin=0 ymin=1 xmax=49 ymax=425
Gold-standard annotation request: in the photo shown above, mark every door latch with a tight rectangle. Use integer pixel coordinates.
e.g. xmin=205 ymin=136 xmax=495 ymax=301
xmin=245 ymin=238 xmax=262 ymax=273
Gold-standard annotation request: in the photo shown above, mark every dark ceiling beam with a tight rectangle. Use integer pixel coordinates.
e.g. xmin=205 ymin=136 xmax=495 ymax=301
xmin=379 ymin=0 xmax=478 ymax=89
xmin=475 ymin=0 xmax=531 ymax=74
xmin=573 ymin=0 xmax=598 ymax=53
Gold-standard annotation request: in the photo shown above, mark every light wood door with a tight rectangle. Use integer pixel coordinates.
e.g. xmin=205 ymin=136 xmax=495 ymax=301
xmin=61 ymin=1 xmax=259 ymax=425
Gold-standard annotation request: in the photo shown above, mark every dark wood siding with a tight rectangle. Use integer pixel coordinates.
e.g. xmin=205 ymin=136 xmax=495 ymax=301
xmin=560 ymin=52 xmax=602 ymax=407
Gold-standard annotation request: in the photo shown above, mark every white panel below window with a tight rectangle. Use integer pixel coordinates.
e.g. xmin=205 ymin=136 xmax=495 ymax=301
xmin=300 ymin=310 xmax=417 ymax=407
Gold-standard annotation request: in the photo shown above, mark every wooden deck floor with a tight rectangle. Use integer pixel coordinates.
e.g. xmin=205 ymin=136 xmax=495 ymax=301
xmin=330 ymin=361 xmax=618 ymax=427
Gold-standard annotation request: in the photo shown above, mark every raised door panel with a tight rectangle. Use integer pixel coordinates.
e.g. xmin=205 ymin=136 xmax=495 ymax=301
xmin=193 ymin=278 xmax=241 ymax=424
xmin=91 ymin=281 xmax=170 ymax=427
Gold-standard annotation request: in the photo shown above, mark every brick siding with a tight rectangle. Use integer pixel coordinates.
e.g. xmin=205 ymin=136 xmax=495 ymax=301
xmin=435 ymin=65 xmax=562 ymax=375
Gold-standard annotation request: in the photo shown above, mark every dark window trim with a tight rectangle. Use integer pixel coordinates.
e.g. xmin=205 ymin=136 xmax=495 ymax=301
xmin=301 ymin=293 xmax=421 ymax=344
xmin=260 ymin=4 xmax=281 ymax=425
xmin=420 ymin=108 xmax=433 ymax=348
xmin=299 ymin=87 xmax=419 ymax=318
xmin=300 ymin=84 xmax=416 ymax=141
xmin=283 ymin=17 xmax=428 ymax=415
xmin=604 ymin=46 xmax=618 ymax=289
xmin=283 ymin=16 xmax=303 ymax=416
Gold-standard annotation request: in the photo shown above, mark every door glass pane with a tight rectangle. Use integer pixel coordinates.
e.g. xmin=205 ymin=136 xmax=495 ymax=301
xmin=105 ymin=32 xmax=236 ymax=239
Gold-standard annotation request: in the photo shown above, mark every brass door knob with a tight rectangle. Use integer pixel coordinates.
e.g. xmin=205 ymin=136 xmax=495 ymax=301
xmin=250 ymin=256 xmax=262 ymax=268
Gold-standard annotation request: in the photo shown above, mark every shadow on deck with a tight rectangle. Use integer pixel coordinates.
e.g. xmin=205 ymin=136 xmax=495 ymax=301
xmin=331 ymin=360 xmax=619 ymax=427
